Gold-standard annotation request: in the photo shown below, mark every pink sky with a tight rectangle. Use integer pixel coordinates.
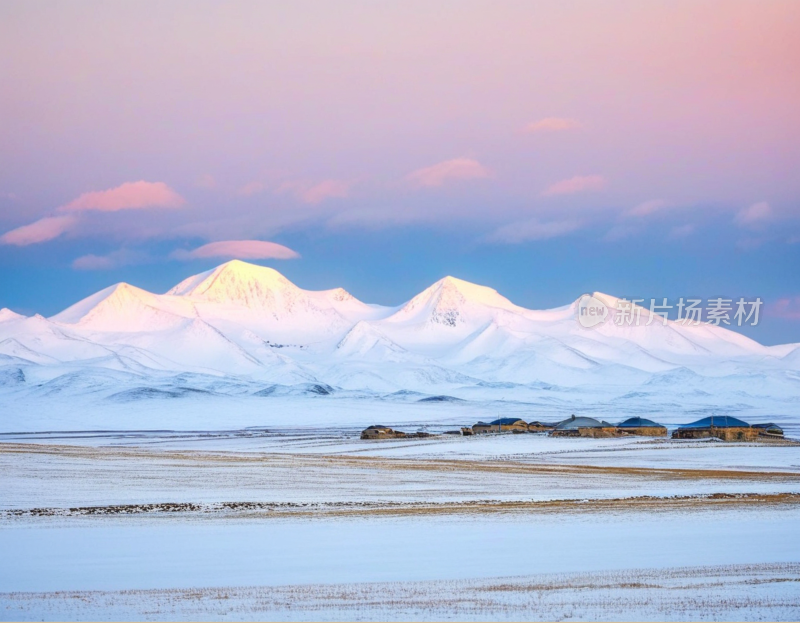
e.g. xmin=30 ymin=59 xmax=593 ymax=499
xmin=1 ymin=1 xmax=798 ymax=242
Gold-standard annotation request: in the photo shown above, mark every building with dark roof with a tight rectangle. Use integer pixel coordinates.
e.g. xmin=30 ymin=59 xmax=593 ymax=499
xmin=527 ymin=420 xmax=557 ymax=432
xmin=617 ymin=417 xmax=667 ymax=437
xmin=551 ymin=415 xmax=622 ymax=438
xmin=672 ymin=416 xmax=757 ymax=442
xmin=752 ymin=423 xmax=784 ymax=438
xmin=472 ymin=418 xmax=528 ymax=434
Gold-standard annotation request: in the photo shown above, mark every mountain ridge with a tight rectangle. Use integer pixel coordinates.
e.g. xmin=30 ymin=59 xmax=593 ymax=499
xmin=0 ymin=260 xmax=794 ymax=401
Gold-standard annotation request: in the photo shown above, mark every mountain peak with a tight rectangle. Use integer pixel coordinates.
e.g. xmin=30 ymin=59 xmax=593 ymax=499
xmin=0 ymin=308 xmax=26 ymax=323
xmin=435 ymin=275 xmax=503 ymax=298
xmin=164 ymin=260 xmax=373 ymax=323
xmin=167 ymin=260 xmax=295 ymax=296
xmin=167 ymin=260 xmax=300 ymax=307
xmin=51 ymin=281 xmax=185 ymax=329
xmin=389 ymin=275 xmax=521 ymax=327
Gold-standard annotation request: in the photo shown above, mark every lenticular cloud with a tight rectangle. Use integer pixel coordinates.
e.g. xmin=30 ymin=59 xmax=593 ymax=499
xmin=172 ymin=240 xmax=301 ymax=261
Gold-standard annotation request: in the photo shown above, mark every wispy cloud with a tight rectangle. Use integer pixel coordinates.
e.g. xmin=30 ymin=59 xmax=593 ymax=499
xmin=488 ymin=218 xmax=581 ymax=243
xmin=735 ymin=201 xmax=772 ymax=229
xmin=766 ymin=296 xmax=800 ymax=320
xmin=626 ymin=199 xmax=669 ymax=217
xmin=299 ymin=179 xmax=351 ymax=204
xmin=171 ymin=240 xmax=300 ymax=261
xmin=58 ymin=181 xmax=184 ymax=213
xmin=0 ymin=215 xmax=77 ymax=246
xmin=72 ymin=248 xmax=150 ymax=270
xmin=406 ymin=158 xmax=492 ymax=188
xmin=524 ymin=117 xmax=581 ymax=133
xmin=0 ymin=181 xmax=185 ymax=246
xmin=274 ymin=179 xmax=351 ymax=204
xmin=541 ymin=174 xmax=606 ymax=196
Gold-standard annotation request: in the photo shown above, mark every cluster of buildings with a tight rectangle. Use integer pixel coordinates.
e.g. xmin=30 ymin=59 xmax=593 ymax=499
xmin=467 ymin=415 xmax=668 ymax=438
xmin=361 ymin=415 xmax=785 ymax=442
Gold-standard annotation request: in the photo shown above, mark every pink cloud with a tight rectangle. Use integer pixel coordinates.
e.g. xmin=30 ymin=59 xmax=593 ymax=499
xmin=0 ymin=215 xmax=77 ymax=246
xmin=58 ymin=181 xmax=185 ymax=213
xmin=735 ymin=201 xmax=772 ymax=229
xmin=406 ymin=158 xmax=492 ymax=188
xmin=299 ymin=179 xmax=351 ymax=204
xmin=273 ymin=179 xmax=351 ymax=204
xmin=171 ymin=240 xmax=300 ymax=261
xmin=541 ymin=174 xmax=607 ymax=197
xmin=767 ymin=296 xmax=800 ymax=320
xmin=626 ymin=199 xmax=669 ymax=217
xmin=524 ymin=117 xmax=581 ymax=133
xmin=489 ymin=218 xmax=581 ymax=243
xmin=1 ymin=181 xmax=184 ymax=246
xmin=238 ymin=181 xmax=266 ymax=197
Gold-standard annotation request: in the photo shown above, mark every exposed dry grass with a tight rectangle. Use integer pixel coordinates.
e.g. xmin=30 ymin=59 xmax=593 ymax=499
xmin=2 ymin=441 xmax=798 ymax=482
xmin=5 ymin=491 xmax=800 ymax=520
xmin=2 ymin=563 xmax=798 ymax=621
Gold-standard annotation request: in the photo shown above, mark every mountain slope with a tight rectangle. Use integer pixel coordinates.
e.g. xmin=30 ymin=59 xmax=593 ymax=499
xmin=0 ymin=259 xmax=789 ymax=401
xmin=386 ymin=276 xmax=525 ymax=328
xmin=167 ymin=260 xmax=385 ymax=323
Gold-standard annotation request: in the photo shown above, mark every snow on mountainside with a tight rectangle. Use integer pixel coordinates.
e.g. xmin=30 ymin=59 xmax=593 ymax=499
xmin=386 ymin=276 xmax=526 ymax=328
xmin=52 ymin=283 xmax=195 ymax=331
xmin=0 ymin=308 xmax=25 ymax=323
xmin=167 ymin=260 xmax=382 ymax=322
xmin=0 ymin=260 xmax=797 ymax=412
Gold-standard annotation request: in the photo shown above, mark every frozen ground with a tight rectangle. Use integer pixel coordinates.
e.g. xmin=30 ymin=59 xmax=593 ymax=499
xmin=3 ymin=563 xmax=798 ymax=622
xmin=1 ymin=513 xmax=800 ymax=621
xmin=2 ymin=436 xmax=800 ymax=512
xmin=1 ymin=413 xmax=799 ymax=621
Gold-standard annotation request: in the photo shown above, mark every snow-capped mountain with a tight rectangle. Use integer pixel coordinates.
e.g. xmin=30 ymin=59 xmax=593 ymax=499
xmin=0 ymin=260 xmax=797 ymax=414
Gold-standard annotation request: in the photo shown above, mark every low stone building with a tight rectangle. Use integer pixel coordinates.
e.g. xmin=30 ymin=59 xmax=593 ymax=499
xmin=360 ymin=425 xmax=407 ymax=440
xmin=527 ymin=421 xmax=556 ymax=432
xmin=551 ymin=415 xmax=621 ymax=438
xmin=671 ymin=416 xmax=758 ymax=442
xmin=752 ymin=423 xmax=784 ymax=438
xmin=472 ymin=418 xmax=529 ymax=434
xmin=616 ymin=417 xmax=667 ymax=437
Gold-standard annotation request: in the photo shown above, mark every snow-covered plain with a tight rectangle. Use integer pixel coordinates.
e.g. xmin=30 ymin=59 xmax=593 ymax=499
xmin=2 ymin=430 xmax=799 ymax=621
xmin=2 ymin=260 xmax=799 ymax=621
xmin=3 ymin=562 xmax=797 ymax=622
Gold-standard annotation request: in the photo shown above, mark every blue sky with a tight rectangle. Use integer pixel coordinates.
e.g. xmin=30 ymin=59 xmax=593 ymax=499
xmin=1 ymin=1 xmax=799 ymax=344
